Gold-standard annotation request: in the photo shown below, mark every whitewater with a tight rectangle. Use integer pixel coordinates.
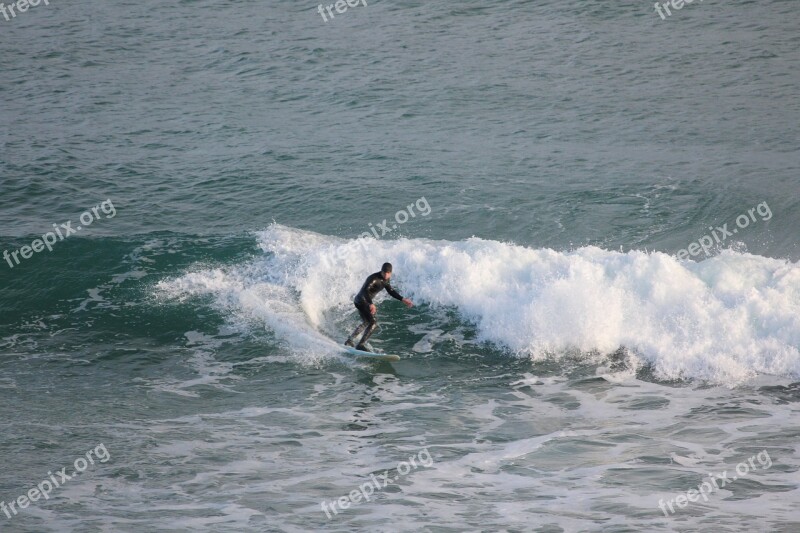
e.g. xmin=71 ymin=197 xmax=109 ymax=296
xmin=157 ymin=224 xmax=800 ymax=386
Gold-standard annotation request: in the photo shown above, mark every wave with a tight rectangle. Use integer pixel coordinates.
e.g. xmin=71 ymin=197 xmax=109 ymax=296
xmin=156 ymin=224 xmax=800 ymax=384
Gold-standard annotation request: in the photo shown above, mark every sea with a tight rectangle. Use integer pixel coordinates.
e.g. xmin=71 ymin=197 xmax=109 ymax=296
xmin=1 ymin=0 xmax=798 ymax=531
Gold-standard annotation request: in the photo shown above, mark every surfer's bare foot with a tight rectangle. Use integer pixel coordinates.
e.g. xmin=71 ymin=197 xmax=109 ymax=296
xmin=344 ymin=339 xmax=355 ymax=347
xmin=356 ymin=344 xmax=370 ymax=352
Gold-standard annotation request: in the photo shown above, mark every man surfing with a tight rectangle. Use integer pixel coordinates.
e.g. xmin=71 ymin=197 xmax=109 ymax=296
xmin=345 ymin=262 xmax=413 ymax=352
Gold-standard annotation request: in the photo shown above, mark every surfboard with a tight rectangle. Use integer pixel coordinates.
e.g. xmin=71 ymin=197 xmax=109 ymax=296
xmin=342 ymin=346 xmax=400 ymax=362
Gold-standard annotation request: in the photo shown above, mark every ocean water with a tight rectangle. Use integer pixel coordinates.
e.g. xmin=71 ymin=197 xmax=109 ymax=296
xmin=1 ymin=0 xmax=799 ymax=531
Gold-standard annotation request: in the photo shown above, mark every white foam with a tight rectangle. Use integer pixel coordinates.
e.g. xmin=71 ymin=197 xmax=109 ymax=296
xmin=157 ymin=224 xmax=800 ymax=384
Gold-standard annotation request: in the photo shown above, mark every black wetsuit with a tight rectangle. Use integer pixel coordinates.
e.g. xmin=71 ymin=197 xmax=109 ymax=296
xmin=356 ymin=272 xmax=404 ymax=307
xmin=347 ymin=272 xmax=404 ymax=350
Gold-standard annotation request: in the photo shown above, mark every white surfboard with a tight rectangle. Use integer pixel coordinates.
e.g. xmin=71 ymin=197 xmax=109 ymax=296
xmin=342 ymin=346 xmax=400 ymax=362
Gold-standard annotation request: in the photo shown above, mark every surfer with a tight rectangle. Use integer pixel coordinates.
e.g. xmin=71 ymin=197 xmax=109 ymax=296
xmin=345 ymin=262 xmax=413 ymax=352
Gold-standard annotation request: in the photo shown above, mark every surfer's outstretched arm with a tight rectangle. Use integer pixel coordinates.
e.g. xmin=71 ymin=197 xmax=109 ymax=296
xmin=384 ymin=282 xmax=413 ymax=307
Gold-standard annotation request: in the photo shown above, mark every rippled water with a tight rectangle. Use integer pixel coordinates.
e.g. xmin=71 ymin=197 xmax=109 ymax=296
xmin=1 ymin=0 xmax=798 ymax=531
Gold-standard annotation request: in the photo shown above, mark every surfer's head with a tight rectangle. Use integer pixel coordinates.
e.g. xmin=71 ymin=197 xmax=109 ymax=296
xmin=381 ymin=262 xmax=392 ymax=280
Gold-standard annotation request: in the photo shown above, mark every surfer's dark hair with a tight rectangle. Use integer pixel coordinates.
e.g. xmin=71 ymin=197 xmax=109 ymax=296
xmin=381 ymin=262 xmax=393 ymax=273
